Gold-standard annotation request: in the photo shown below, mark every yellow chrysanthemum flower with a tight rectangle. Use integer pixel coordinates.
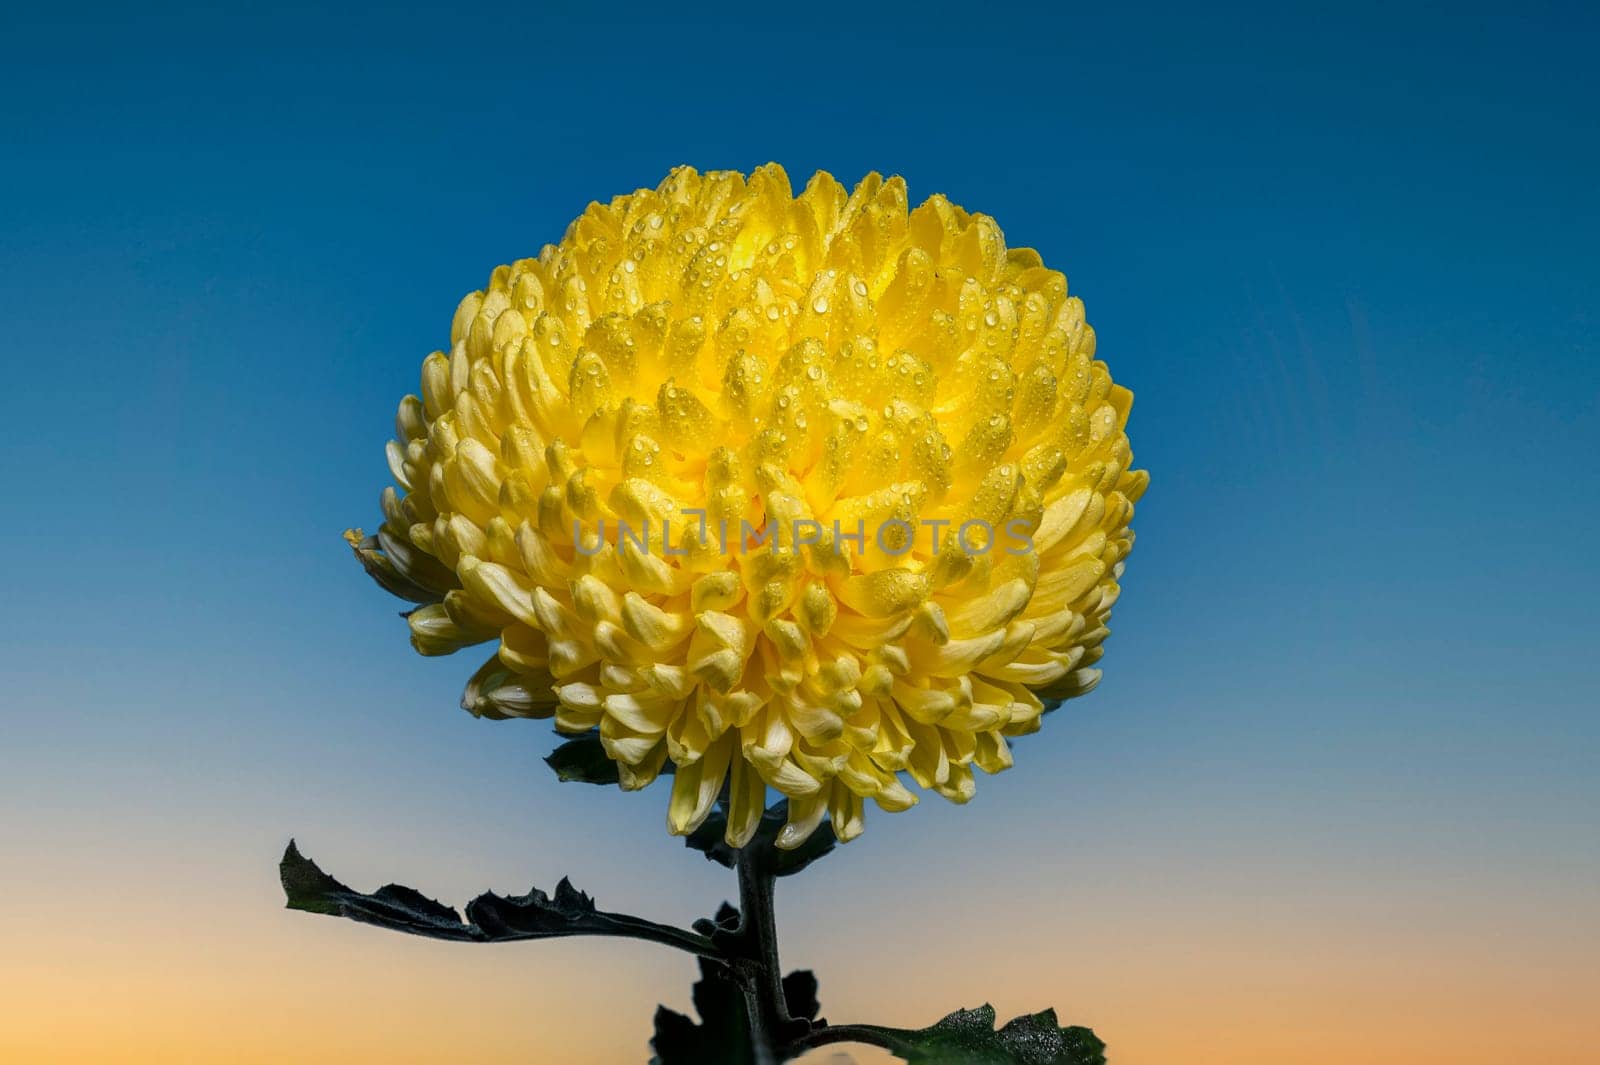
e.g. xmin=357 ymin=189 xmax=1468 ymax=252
xmin=347 ymin=164 xmax=1145 ymax=849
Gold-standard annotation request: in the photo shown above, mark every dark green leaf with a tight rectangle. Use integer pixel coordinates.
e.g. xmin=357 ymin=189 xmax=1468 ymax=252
xmin=782 ymin=970 xmax=820 ymax=1024
xmin=847 ymin=1005 xmax=1105 ymax=1065
xmin=685 ymin=800 xmax=838 ymax=877
xmin=650 ymin=958 xmax=754 ymax=1065
xmin=544 ymin=732 xmax=622 ymax=784
xmin=279 ymin=840 xmax=713 ymax=954
xmin=280 ymin=840 xmax=468 ymax=935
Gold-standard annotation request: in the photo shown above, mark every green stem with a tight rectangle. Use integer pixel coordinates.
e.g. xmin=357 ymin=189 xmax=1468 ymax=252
xmin=735 ymin=845 xmax=802 ymax=1063
xmin=563 ymin=916 xmax=723 ymax=958
xmin=785 ymin=1023 xmax=906 ymax=1055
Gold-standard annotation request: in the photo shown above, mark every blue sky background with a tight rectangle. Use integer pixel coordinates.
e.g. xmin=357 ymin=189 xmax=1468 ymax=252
xmin=3 ymin=6 xmax=1596 ymax=1063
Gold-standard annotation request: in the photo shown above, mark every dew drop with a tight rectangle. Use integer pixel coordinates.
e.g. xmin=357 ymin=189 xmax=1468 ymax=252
xmin=812 ymin=296 xmax=830 ymax=314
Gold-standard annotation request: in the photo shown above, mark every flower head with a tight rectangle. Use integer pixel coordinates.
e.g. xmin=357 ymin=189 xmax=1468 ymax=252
xmin=348 ymin=165 xmax=1146 ymax=848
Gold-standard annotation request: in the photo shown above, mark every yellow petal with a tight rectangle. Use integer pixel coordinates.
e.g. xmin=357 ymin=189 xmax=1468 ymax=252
xmin=667 ymin=734 xmax=733 ymax=836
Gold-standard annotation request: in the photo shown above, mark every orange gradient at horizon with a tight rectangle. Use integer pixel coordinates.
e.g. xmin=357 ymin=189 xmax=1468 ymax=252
xmin=3 ymin=766 xmax=1596 ymax=1065
xmin=4 ymin=850 xmax=1596 ymax=1064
